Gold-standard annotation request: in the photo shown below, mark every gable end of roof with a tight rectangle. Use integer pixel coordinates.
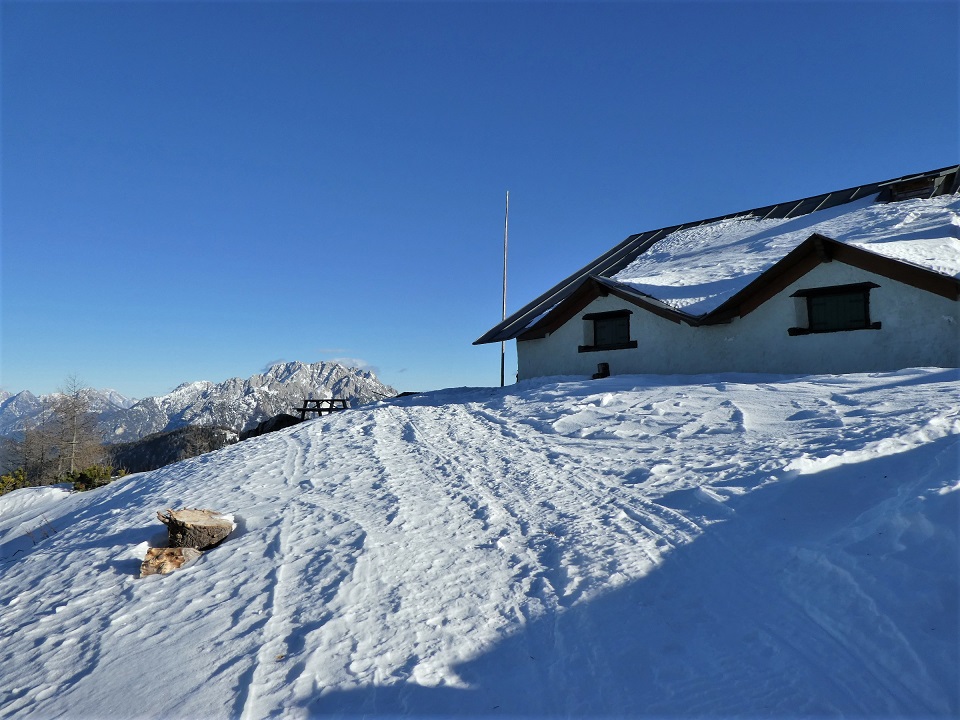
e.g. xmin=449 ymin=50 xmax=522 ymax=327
xmin=513 ymin=234 xmax=960 ymax=340
xmin=516 ymin=277 xmax=690 ymax=342
xmin=708 ymin=233 xmax=960 ymax=322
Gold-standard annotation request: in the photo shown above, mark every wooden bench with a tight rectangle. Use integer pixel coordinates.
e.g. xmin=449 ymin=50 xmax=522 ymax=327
xmin=294 ymin=398 xmax=349 ymax=420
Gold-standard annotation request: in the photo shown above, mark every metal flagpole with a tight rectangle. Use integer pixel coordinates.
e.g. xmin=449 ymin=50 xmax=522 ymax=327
xmin=500 ymin=190 xmax=510 ymax=388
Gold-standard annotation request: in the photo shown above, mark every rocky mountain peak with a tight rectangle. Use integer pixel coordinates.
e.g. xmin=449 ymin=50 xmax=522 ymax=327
xmin=99 ymin=361 xmax=395 ymax=442
xmin=0 ymin=362 xmax=396 ymax=444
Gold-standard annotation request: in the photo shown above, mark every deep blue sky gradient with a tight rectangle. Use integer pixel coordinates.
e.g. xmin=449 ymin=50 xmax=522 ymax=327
xmin=2 ymin=1 xmax=957 ymax=397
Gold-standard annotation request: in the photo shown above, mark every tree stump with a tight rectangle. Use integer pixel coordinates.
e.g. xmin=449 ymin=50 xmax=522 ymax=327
xmin=157 ymin=508 xmax=233 ymax=550
xmin=140 ymin=547 xmax=202 ymax=577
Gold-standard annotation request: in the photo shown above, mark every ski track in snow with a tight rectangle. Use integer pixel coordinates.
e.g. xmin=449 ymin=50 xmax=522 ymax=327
xmin=0 ymin=369 xmax=957 ymax=718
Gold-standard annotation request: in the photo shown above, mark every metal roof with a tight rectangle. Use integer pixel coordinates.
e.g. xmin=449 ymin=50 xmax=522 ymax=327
xmin=475 ymin=164 xmax=960 ymax=345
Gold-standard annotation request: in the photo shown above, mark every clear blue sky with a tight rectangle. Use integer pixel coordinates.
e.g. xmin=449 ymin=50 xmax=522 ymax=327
xmin=2 ymin=1 xmax=957 ymax=398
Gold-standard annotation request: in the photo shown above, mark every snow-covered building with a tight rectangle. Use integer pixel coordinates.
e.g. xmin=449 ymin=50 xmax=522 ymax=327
xmin=476 ymin=165 xmax=960 ymax=379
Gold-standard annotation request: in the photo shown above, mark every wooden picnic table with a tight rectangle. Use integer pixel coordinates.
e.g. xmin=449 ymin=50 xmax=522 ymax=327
xmin=294 ymin=398 xmax=348 ymax=420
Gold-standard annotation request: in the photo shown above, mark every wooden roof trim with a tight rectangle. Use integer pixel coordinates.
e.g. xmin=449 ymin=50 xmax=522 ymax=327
xmin=828 ymin=242 xmax=960 ymax=300
xmin=714 ymin=256 xmax=822 ymax=322
xmin=600 ymin=280 xmax=687 ymax=326
xmin=707 ymin=233 xmax=960 ymax=323
xmin=517 ymin=279 xmax=605 ymax=341
xmin=517 ymin=277 xmax=689 ymax=341
xmin=518 ymin=234 xmax=960 ymax=340
xmin=474 ymin=230 xmax=652 ymax=345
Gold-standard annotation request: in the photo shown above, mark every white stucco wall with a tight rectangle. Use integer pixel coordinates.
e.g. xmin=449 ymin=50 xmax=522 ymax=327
xmin=517 ymin=262 xmax=960 ymax=379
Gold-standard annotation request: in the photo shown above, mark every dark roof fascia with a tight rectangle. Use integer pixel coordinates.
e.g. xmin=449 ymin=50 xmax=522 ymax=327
xmin=516 ymin=277 xmax=690 ymax=341
xmin=707 ymin=233 xmax=960 ymax=323
xmin=513 ymin=278 xmax=604 ymax=342
xmin=706 ymin=235 xmax=829 ymax=323
xmin=827 ymin=239 xmax=960 ymax=301
xmin=475 ymin=218 xmax=757 ymax=345
xmin=474 ymin=164 xmax=960 ymax=345
xmin=475 ymin=213 xmax=774 ymax=345
xmin=517 ymin=235 xmax=960 ymax=340
xmin=596 ymin=278 xmax=692 ymax=326
xmin=474 ymin=229 xmax=666 ymax=345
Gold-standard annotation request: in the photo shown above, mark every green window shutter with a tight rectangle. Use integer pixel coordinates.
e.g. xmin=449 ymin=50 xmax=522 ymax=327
xmin=808 ymin=292 xmax=868 ymax=331
xmin=594 ymin=316 xmax=630 ymax=347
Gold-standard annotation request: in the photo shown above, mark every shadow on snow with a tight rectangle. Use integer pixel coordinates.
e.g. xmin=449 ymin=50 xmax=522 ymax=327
xmin=308 ymin=435 xmax=958 ymax=717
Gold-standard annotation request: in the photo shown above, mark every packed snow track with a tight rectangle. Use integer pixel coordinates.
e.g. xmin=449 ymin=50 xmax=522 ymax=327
xmin=0 ymin=369 xmax=957 ymax=717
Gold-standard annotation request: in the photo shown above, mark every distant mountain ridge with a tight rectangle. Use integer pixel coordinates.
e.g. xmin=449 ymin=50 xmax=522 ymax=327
xmin=0 ymin=388 xmax=137 ymax=438
xmin=1 ymin=362 xmax=396 ymax=443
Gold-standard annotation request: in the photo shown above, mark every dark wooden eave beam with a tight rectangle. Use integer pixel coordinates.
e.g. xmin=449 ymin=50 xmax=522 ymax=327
xmin=517 ymin=277 xmax=691 ymax=341
xmin=516 ymin=278 xmax=607 ymax=341
xmin=707 ymin=232 xmax=960 ymax=324
xmin=829 ymin=243 xmax=960 ymax=301
xmin=518 ymin=234 xmax=959 ymax=339
xmin=602 ymin=282 xmax=687 ymax=326
xmin=813 ymin=235 xmax=832 ymax=262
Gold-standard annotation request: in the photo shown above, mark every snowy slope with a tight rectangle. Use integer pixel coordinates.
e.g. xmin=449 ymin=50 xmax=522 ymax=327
xmin=613 ymin=193 xmax=960 ymax=315
xmin=0 ymin=369 xmax=957 ymax=718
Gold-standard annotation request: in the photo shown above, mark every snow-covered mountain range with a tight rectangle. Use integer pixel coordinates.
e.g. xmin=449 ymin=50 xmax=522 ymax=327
xmin=0 ymin=362 xmax=396 ymax=443
xmin=100 ymin=361 xmax=395 ymax=441
xmin=0 ymin=368 xmax=956 ymax=717
xmin=0 ymin=388 xmax=137 ymax=438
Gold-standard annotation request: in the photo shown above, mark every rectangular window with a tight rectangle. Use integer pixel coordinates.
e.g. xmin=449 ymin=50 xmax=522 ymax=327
xmin=788 ymin=282 xmax=881 ymax=335
xmin=579 ymin=310 xmax=637 ymax=352
xmin=808 ymin=291 xmax=868 ymax=331
xmin=594 ymin=314 xmax=630 ymax=346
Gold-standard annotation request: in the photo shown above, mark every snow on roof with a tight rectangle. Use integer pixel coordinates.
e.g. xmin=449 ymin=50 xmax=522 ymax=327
xmin=475 ymin=166 xmax=960 ymax=345
xmin=612 ymin=194 xmax=960 ymax=316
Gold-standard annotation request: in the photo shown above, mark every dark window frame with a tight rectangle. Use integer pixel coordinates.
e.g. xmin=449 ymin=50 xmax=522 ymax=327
xmin=787 ymin=282 xmax=882 ymax=336
xmin=579 ymin=310 xmax=638 ymax=352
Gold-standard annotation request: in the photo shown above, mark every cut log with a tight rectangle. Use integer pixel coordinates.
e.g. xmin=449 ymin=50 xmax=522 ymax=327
xmin=157 ymin=508 xmax=233 ymax=550
xmin=140 ymin=547 xmax=202 ymax=577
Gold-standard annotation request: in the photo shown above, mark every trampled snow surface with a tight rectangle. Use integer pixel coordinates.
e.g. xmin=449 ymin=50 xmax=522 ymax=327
xmin=612 ymin=194 xmax=960 ymax=315
xmin=1 ymin=369 xmax=958 ymax=718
